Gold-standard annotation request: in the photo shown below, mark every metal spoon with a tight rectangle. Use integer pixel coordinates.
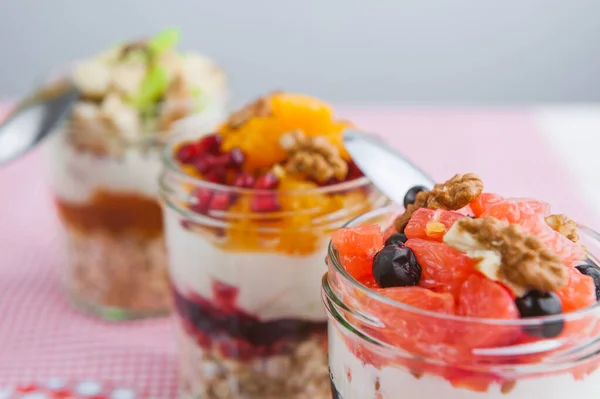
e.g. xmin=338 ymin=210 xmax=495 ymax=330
xmin=0 ymin=81 xmax=79 ymax=164
xmin=343 ymin=128 xmax=435 ymax=204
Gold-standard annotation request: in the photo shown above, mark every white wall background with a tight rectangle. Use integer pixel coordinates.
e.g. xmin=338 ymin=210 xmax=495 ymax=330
xmin=0 ymin=0 xmax=599 ymax=105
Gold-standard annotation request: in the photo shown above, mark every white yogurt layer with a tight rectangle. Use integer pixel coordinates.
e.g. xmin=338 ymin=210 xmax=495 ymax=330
xmin=329 ymin=326 xmax=600 ymax=399
xmin=164 ymin=210 xmax=328 ymax=321
xmin=45 ymin=111 xmax=223 ymax=204
xmin=45 ymin=130 xmax=163 ymax=203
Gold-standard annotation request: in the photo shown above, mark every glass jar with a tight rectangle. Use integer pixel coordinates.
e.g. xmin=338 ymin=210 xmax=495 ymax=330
xmin=159 ymin=136 xmax=388 ymax=399
xmin=45 ymin=107 xmax=224 ymax=320
xmin=323 ymin=207 xmax=600 ymax=399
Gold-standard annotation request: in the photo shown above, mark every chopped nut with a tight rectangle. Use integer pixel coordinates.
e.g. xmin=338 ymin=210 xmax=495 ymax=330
xmin=179 ymin=332 xmax=330 ymax=399
xmin=72 ymin=60 xmax=111 ymax=98
xmin=546 ymin=214 xmax=579 ymax=242
xmin=225 ymin=95 xmax=272 ymax=130
xmin=120 ymin=40 xmax=147 ymax=56
xmin=110 ymin=61 xmax=146 ymax=97
xmin=100 ymin=93 xmax=141 ymax=140
xmin=501 ymin=380 xmax=517 ymax=394
xmin=158 ymin=75 xmax=194 ymax=131
xmin=395 ymin=173 xmax=483 ymax=231
xmin=444 ymin=217 xmax=568 ymax=295
xmin=409 ymin=370 xmax=424 ymax=379
xmin=280 ymin=130 xmax=348 ymax=183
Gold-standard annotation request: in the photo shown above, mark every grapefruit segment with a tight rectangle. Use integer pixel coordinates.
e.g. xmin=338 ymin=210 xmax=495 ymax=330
xmin=375 ymin=286 xmax=455 ymax=314
xmin=339 ymin=254 xmax=372 ymax=280
xmin=519 ymin=215 xmax=586 ymax=265
xmin=332 ymin=225 xmax=384 ymax=280
xmin=556 ymin=267 xmax=596 ymax=313
xmin=480 ymin=198 xmax=550 ymax=223
xmin=405 ymin=238 xmax=476 ymax=298
xmin=331 ymin=225 xmax=383 ymax=257
xmin=404 ymin=208 xmax=466 ymax=242
xmin=469 ymin=193 xmax=504 ymax=217
xmin=456 ymin=274 xmax=520 ymax=348
xmin=364 ymin=286 xmax=455 ymax=357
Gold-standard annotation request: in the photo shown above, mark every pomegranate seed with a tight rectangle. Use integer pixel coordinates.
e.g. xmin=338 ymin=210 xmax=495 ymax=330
xmin=175 ymin=142 xmax=201 ymax=164
xmin=212 ymin=280 xmax=239 ymax=310
xmin=205 ymin=168 xmax=227 ymax=184
xmin=197 ymin=134 xmax=222 ymax=154
xmin=346 ymin=161 xmax=364 ymax=180
xmin=254 ymin=173 xmax=279 ymax=190
xmin=194 ymin=156 xmax=212 ymax=174
xmin=232 ymin=172 xmax=255 ymax=189
xmin=190 ymin=188 xmax=213 ymax=214
xmin=16 ymin=384 xmax=38 ymax=393
xmin=227 ymin=148 xmax=246 ymax=168
xmin=250 ymin=194 xmax=281 ymax=212
xmin=217 ymin=339 xmax=254 ymax=360
xmin=195 ymin=331 xmax=212 ymax=348
xmin=214 ymin=153 xmax=232 ymax=167
xmin=318 ymin=177 xmax=339 ymax=187
xmin=52 ymin=389 xmax=76 ymax=399
xmin=209 ymin=191 xmax=232 ymax=211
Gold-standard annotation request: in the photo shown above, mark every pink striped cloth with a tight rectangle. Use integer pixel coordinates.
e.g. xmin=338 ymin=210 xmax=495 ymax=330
xmin=0 ymin=105 xmax=593 ymax=398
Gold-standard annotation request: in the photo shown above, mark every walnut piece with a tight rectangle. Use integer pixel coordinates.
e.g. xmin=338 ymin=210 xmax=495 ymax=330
xmin=445 ymin=217 xmax=568 ymax=295
xmin=395 ymin=173 xmax=483 ymax=232
xmin=546 ymin=214 xmax=579 ymax=242
xmin=225 ymin=94 xmax=273 ymax=130
xmin=428 ymin=173 xmax=484 ymax=209
xmin=281 ymin=130 xmax=348 ymax=183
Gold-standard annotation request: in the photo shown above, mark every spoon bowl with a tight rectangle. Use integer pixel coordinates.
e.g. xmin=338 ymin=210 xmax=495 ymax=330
xmin=0 ymin=81 xmax=79 ymax=164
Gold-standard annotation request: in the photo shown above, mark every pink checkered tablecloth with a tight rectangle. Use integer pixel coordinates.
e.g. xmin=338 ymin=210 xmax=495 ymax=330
xmin=0 ymin=105 xmax=596 ymax=398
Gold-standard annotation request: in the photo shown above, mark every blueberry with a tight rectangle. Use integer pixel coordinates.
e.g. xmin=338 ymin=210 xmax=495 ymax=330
xmin=515 ymin=291 xmax=564 ymax=338
xmin=403 ymin=185 xmax=428 ymax=209
xmin=385 ymin=232 xmax=408 ymax=247
xmin=576 ymin=258 xmax=600 ymax=300
xmin=372 ymin=245 xmax=421 ymax=288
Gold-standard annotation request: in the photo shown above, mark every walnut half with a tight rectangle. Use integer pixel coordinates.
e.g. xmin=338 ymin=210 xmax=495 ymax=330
xmin=280 ymin=130 xmax=347 ymax=183
xmin=225 ymin=94 xmax=273 ymax=130
xmin=394 ymin=173 xmax=484 ymax=232
xmin=444 ymin=217 xmax=568 ymax=295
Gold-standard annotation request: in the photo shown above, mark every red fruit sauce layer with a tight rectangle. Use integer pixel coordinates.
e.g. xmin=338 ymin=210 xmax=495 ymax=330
xmin=331 ymin=188 xmax=600 ymax=393
xmin=173 ymin=281 xmax=326 ymax=361
xmin=171 ymin=92 xmax=379 ymax=256
xmin=56 ymin=192 xmax=163 ymax=238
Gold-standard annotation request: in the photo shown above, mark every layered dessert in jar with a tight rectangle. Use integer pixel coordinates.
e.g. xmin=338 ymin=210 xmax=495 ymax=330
xmin=45 ymin=28 xmax=228 ymax=319
xmin=159 ymin=92 xmax=388 ymax=399
xmin=324 ymin=173 xmax=600 ymax=399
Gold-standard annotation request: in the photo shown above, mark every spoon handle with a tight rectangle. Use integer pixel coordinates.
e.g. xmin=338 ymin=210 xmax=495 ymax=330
xmin=343 ymin=129 xmax=435 ymax=205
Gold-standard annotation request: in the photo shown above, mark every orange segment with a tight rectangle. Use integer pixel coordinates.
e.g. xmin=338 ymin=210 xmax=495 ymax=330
xmin=219 ymin=92 xmax=347 ymax=171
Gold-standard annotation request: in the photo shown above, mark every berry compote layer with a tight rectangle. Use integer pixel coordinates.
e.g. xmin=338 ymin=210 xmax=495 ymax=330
xmin=325 ymin=174 xmax=600 ymax=399
xmin=160 ymin=92 xmax=387 ymax=398
xmin=45 ymin=28 xmax=227 ymax=319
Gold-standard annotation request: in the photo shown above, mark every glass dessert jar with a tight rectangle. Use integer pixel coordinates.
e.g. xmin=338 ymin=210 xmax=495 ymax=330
xmin=45 ymin=29 xmax=228 ymax=320
xmin=323 ymin=206 xmax=600 ymax=399
xmin=159 ymin=140 xmax=388 ymax=397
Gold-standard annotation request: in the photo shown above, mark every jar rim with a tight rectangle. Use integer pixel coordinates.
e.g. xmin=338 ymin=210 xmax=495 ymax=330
xmin=161 ymin=131 xmax=373 ymax=196
xmin=326 ymin=205 xmax=600 ymax=326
